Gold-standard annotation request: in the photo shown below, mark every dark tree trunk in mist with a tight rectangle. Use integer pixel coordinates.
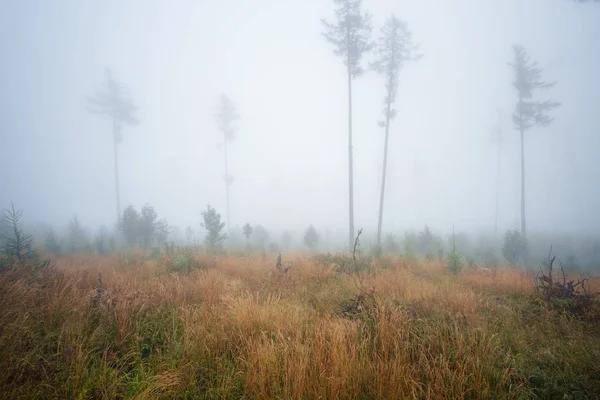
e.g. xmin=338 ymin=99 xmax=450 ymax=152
xmin=376 ymin=70 xmax=394 ymax=248
xmin=494 ymin=137 xmax=501 ymax=236
xmin=347 ymin=67 xmax=355 ymax=251
xmin=113 ymin=118 xmax=121 ymax=226
xmin=520 ymin=123 xmax=526 ymax=236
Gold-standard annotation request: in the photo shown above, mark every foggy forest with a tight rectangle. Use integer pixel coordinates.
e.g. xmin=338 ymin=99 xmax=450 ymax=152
xmin=1 ymin=0 xmax=599 ymax=399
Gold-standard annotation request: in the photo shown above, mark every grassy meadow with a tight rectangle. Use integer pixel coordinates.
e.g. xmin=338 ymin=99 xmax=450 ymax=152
xmin=1 ymin=251 xmax=599 ymax=399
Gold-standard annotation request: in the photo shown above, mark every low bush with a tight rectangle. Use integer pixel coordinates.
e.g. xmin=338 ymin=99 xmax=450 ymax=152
xmin=162 ymin=250 xmax=215 ymax=273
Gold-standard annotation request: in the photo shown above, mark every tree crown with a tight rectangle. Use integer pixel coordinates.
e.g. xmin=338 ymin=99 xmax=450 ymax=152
xmin=322 ymin=0 xmax=374 ymax=78
xmin=509 ymin=44 xmax=560 ymax=131
xmin=88 ymin=69 xmax=139 ymax=135
xmin=370 ymin=15 xmax=421 ymax=123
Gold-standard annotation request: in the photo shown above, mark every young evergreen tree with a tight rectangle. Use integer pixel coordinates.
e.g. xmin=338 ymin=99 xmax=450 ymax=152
xmin=1 ymin=203 xmax=36 ymax=263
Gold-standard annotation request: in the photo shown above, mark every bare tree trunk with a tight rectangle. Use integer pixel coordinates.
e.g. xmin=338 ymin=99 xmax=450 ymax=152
xmin=520 ymin=126 xmax=526 ymax=237
xmin=377 ymin=73 xmax=394 ymax=249
xmin=347 ymin=69 xmax=355 ymax=252
xmin=494 ymin=139 xmax=501 ymax=236
xmin=224 ymin=139 xmax=231 ymax=232
xmin=112 ymin=117 xmax=121 ymax=226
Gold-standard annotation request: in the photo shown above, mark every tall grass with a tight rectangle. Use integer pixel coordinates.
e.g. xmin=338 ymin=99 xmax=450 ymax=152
xmin=0 ymin=252 xmax=598 ymax=399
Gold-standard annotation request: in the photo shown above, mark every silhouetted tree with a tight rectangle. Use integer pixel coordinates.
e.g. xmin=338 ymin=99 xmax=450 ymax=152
xmin=417 ymin=225 xmax=443 ymax=258
xmin=242 ymin=223 xmax=253 ymax=249
xmin=87 ymin=69 xmax=138 ymax=226
xmin=303 ymin=225 xmax=320 ymax=251
xmin=253 ymin=224 xmax=270 ymax=252
xmin=121 ymin=204 xmax=140 ymax=247
xmin=201 ymin=204 xmax=227 ymax=252
xmin=371 ymin=15 xmax=421 ymax=249
xmin=509 ymin=45 xmax=560 ymax=236
xmin=1 ymin=203 xmax=36 ymax=262
xmin=322 ymin=0 xmax=373 ymax=251
xmin=503 ymin=229 xmax=527 ymax=265
xmin=139 ymin=204 xmax=158 ymax=249
xmin=215 ymin=94 xmax=239 ymax=232
xmin=155 ymin=218 xmax=170 ymax=246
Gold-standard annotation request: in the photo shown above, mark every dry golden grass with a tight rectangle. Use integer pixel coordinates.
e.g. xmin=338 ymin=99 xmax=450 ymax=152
xmin=0 ymin=252 xmax=599 ymax=399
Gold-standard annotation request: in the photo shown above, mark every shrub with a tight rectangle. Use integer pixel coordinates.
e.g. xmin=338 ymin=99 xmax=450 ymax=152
xmin=170 ymin=253 xmax=195 ymax=273
xmin=163 ymin=250 xmax=214 ymax=273
xmin=311 ymin=252 xmax=371 ymax=274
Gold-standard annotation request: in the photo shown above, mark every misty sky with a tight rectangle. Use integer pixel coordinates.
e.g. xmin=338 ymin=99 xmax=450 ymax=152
xmin=1 ymin=0 xmax=599 ymax=238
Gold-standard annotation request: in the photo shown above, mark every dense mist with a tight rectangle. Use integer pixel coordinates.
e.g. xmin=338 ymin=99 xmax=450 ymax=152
xmin=1 ymin=0 xmax=599 ymax=253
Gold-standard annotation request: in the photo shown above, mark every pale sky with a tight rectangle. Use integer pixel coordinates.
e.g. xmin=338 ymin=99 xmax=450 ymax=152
xmin=1 ymin=0 xmax=599 ymax=240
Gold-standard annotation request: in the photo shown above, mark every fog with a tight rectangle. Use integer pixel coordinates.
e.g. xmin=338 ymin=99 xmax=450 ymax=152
xmin=1 ymin=0 xmax=599 ymax=246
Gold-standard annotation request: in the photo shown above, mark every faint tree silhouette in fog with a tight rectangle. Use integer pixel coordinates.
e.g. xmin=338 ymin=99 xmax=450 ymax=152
xmin=491 ymin=109 xmax=506 ymax=236
xmin=44 ymin=228 xmax=62 ymax=255
xmin=322 ymin=0 xmax=373 ymax=251
xmin=201 ymin=204 xmax=227 ymax=253
xmin=252 ymin=224 xmax=270 ymax=252
xmin=303 ymin=225 xmax=320 ymax=251
xmin=509 ymin=45 xmax=560 ymax=236
xmin=214 ymin=94 xmax=239 ymax=233
xmin=68 ymin=216 xmax=89 ymax=252
xmin=242 ymin=223 xmax=253 ymax=249
xmin=371 ymin=15 xmax=421 ymax=250
xmin=139 ymin=204 xmax=158 ymax=249
xmin=155 ymin=218 xmax=170 ymax=246
xmin=120 ymin=204 xmax=168 ymax=249
xmin=121 ymin=204 xmax=140 ymax=247
xmin=502 ymin=229 xmax=527 ymax=265
xmin=87 ymin=69 xmax=139 ymax=226
xmin=185 ymin=226 xmax=195 ymax=246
